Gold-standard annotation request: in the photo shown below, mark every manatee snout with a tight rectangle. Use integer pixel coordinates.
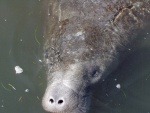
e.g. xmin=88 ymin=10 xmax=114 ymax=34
xmin=42 ymin=83 xmax=78 ymax=113
xmin=42 ymin=63 xmax=101 ymax=113
xmin=42 ymin=83 xmax=76 ymax=113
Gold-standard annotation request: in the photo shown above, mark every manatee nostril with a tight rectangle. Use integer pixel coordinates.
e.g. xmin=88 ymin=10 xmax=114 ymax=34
xmin=49 ymin=98 xmax=54 ymax=103
xmin=58 ymin=99 xmax=63 ymax=104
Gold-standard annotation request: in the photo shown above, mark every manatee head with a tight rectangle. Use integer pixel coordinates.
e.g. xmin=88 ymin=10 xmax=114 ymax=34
xmin=42 ymin=61 xmax=103 ymax=113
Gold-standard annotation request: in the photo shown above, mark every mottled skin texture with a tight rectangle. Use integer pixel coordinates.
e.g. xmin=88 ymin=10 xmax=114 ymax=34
xmin=42 ymin=0 xmax=150 ymax=113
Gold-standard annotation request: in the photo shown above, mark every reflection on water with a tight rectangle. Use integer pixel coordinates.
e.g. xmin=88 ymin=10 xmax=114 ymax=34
xmin=0 ymin=0 xmax=150 ymax=113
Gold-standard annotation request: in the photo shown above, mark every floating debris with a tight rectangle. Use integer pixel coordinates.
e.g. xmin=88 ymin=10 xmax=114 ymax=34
xmin=1 ymin=105 xmax=4 ymax=108
xmin=1 ymin=83 xmax=11 ymax=91
xmin=4 ymin=19 xmax=7 ymax=21
xmin=25 ymin=89 xmax=29 ymax=93
xmin=8 ymin=84 xmax=16 ymax=90
xmin=106 ymin=93 xmax=109 ymax=97
xmin=116 ymin=84 xmax=126 ymax=97
xmin=121 ymin=89 xmax=126 ymax=98
xmin=34 ymin=26 xmax=41 ymax=46
xmin=32 ymin=61 xmax=36 ymax=64
xmin=146 ymin=74 xmax=150 ymax=80
xmin=114 ymin=78 xmax=117 ymax=81
xmin=39 ymin=59 xmax=42 ymax=62
xmin=116 ymin=84 xmax=121 ymax=89
xmin=18 ymin=96 xmax=23 ymax=102
xmin=15 ymin=66 xmax=23 ymax=74
xmin=37 ymin=96 xmax=40 ymax=100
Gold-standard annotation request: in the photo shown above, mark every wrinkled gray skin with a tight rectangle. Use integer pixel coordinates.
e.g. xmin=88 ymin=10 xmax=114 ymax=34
xmin=42 ymin=0 xmax=150 ymax=113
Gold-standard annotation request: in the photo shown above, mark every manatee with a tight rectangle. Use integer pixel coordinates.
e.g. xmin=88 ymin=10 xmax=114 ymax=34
xmin=42 ymin=0 xmax=150 ymax=113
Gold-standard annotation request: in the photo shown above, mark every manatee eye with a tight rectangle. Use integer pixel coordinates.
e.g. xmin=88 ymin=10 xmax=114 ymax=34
xmin=89 ymin=66 xmax=100 ymax=78
xmin=88 ymin=66 xmax=101 ymax=84
xmin=91 ymin=69 xmax=99 ymax=77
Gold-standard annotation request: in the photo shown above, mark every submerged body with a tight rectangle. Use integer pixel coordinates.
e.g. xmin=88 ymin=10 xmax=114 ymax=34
xmin=42 ymin=0 xmax=150 ymax=113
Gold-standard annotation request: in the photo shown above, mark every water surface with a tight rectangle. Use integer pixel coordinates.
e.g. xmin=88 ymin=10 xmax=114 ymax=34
xmin=0 ymin=0 xmax=46 ymax=113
